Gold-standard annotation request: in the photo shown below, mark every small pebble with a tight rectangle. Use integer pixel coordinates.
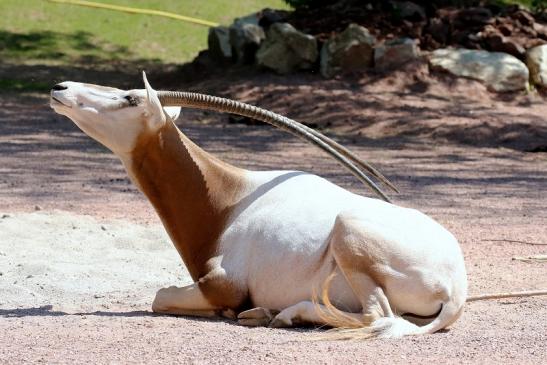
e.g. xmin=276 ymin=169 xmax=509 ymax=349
xmin=34 ymin=205 xmax=42 ymax=211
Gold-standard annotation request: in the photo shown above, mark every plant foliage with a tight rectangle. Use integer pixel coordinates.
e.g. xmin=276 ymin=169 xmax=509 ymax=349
xmin=532 ymin=0 xmax=547 ymax=11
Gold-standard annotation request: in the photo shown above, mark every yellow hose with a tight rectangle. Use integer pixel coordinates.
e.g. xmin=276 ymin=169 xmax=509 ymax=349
xmin=46 ymin=0 xmax=220 ymax=27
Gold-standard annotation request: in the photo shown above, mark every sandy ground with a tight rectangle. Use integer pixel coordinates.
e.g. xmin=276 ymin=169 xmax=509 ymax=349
xmin=0 ymin=66 xmax=546 ymax=363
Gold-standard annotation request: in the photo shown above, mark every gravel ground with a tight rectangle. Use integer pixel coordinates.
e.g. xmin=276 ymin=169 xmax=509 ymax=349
xmin=0 ymin=68 xmax=546 ymax=364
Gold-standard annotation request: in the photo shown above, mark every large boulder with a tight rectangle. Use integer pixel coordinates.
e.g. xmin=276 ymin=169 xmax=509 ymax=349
xmin=208 ymin=26 xmax=232 ymax=62
xmin=526 ymin=45 xmax=547 ymax=88
xmin=256 ymin=23 xmax=318 ymax=74
xmin=429 ymin=48 xmax=529 ymax=92
xmin=229 ymin=14 xmax=265 ymax=64
xmin=374 ymin=38 xmax=419 ymax=70
xmin=320 ymin=23 xmax=376 ymax=78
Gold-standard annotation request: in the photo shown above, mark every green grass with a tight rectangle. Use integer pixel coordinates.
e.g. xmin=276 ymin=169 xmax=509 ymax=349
xmin=0 ymin=0 xmax=290 ymax=65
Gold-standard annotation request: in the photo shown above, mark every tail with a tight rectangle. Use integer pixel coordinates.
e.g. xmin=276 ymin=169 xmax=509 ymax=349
xmin=315 ymin=274 xmax=466 ymax=340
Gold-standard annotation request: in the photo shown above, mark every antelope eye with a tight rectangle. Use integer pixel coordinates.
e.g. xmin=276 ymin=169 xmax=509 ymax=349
xmin=124 ymin=95 xmax=139 ymax=106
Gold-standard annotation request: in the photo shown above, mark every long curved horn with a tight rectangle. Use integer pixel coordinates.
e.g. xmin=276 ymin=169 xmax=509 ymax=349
xmin=158 ymin=91 xmax=396 ymax=193
xmin=297 ymin=123 xmax=398 ymax=193
xmin=158 ymin=91 xmax=395 ymax=202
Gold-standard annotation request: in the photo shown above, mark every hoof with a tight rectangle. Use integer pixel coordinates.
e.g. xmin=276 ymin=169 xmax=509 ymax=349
xmin=269 ymin=316 xmax=292 ymax=328
xmin=237 ymin=307 xmax=278 ymax=327
xmin=220 ymin=309 xmax=237 ymax=320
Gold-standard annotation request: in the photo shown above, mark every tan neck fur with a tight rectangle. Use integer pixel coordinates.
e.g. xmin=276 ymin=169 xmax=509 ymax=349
xmin=126 ymin=121 xmax=247 ymax=280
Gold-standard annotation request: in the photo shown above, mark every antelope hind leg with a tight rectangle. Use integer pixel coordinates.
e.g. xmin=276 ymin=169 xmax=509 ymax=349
xmin=266 ymin=215 xmax=396 ymax=329
xmin=330 ymin=214 xmax=396 ymax=319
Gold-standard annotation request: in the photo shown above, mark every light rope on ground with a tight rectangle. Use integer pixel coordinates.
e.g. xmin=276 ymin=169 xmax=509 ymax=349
xmin=467 ymin=290 xmax=547 ymax=302
xmin=47 ymin=0 xmax=219 ymax=27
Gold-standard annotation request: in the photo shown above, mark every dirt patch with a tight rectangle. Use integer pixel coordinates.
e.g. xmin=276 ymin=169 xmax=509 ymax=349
xmin=0 ymin=211 xmax=189 ymax=312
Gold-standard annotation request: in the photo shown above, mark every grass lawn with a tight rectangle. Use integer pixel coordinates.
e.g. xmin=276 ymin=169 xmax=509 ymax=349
xmin=0 ymin=0 xmax=290 ymax=65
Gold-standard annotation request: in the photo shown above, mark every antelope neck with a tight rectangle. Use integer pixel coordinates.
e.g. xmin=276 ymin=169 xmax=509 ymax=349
xmin=126 ymin=121 xmax=247 ymax=280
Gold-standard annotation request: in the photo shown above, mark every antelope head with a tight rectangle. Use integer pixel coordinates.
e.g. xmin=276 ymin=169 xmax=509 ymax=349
xmin=49 ymin=73 xmax=181 ymax=155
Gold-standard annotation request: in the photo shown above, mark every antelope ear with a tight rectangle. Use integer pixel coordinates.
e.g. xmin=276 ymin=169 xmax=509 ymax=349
xmin=142 ymin=71 xmax=181 ymax=123
xmin=143 ymin=71 xmax=162 ymax=117
xmin=163 ymin=106 xmax=181 ymax=121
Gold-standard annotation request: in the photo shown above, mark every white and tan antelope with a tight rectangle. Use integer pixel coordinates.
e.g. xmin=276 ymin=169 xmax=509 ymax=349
xmin=50 ymin=72 xmax=469 ymax=338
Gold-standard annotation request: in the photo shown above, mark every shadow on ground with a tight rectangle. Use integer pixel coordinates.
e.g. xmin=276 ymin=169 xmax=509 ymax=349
xmin=0 ymin=305 xmax=155 ymax=318
xmin=0 ymin=29 xmax=173 ymax=91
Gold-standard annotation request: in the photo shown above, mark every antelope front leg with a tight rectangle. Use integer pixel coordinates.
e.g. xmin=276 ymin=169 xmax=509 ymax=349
xmin=152 ymin=282 xmax=219 ymax=317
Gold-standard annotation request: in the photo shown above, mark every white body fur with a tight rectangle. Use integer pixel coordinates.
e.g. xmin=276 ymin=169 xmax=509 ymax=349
xmin=50 ymin=74 xmax=468 ymax=338
xmin=221 ymin=171 xmax=466 ymax=316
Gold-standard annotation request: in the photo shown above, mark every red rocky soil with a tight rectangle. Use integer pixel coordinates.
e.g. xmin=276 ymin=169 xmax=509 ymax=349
xmin=266 ymin=1 xmax=547 ymax=60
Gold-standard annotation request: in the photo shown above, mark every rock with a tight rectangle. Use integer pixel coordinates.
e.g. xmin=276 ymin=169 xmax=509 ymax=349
xmin=427 ymin=18 xmax=449 ymax=44
xmin=233 ymin=12 xmax=260 ymax=27
xmin=484 ymin=34 xmax=526 ymax=58
xmin=393 ymin=1 xmax=426 ymax=22
xmin=229 ymin=14 xmax=265 ymax=64
xmin=208 ymin=26 xmax=232 ymax=62
xmin=455 ymin=7 xmax=493 ymax=27
xmin=429 ymin=48 xmax=529 ymax=92
xmin=533 ymin=22 xmax=547 ymax=39
xmin=513 ymin=10 xmax=535 ymax=27
xmin=258 ymin=8 xmax=287 ymax=28
xmin=526 ymin=45 xmax=547 ymax=88
xmin=375 ymin=38 xmax=419 ymax=70
xmin=256 ymin=23 xmax=318 ymax=74
xmin=320 ymin=23 xmax=376 ymax=78
xmin=499 ymin=23 xmax=514 ymax=37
